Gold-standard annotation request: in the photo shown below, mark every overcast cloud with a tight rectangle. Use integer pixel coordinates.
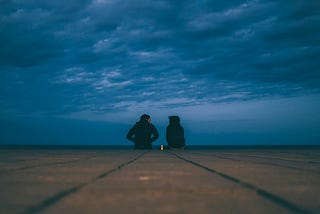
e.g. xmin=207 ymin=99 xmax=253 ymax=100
xmin=0 ymin=1 xmax=320 ymax=143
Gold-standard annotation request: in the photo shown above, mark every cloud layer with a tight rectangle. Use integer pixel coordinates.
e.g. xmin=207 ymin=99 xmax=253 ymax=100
xmin=1 ymin=0 xmax=320 ymax=118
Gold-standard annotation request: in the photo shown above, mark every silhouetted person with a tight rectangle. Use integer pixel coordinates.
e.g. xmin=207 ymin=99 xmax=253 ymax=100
xmin=127 ymin=114 xmax=159 ymax=149
xmin=166 ymin=116 xmax=185 ymax=150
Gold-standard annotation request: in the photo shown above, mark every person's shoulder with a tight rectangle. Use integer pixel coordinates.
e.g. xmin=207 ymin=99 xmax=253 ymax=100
xmin=132 ymin=121 xmax=141 ymax=127
xmin=149 ymin=123 xmax=158 ymax=129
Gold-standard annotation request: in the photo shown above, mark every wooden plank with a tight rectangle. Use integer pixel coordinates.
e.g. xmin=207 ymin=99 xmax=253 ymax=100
xmin=1 ymin=149 xmax=319 ymax=214
xmin=42 ymin=151 xmax=290 ymax=214
xmin=175 ymin=150 xmax=320 ymax=213
xmin=0 ymin=150 xmax=145 ymax=214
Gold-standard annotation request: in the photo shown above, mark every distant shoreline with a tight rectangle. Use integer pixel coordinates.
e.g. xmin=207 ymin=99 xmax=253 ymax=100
xmin=0 ymin=144 xmax=319 ymax=150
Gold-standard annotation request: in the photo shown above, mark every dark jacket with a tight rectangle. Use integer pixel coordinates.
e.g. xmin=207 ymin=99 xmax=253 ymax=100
xmin=166 ymin=116 xmax=185 ymax=149
xmin=126 ymin=120 xmax=159 ymax=149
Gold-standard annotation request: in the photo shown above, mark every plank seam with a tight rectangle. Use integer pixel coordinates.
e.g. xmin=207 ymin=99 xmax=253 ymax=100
xmin=167 ymin=151 xmax=314 ymax=214
xmin=185 ymin=151 xmax=320 ymax=174
xmin=21 ymin=151 xmax=148 ymax=214
xmin=0 ymin=158 xmax=93 ymax=175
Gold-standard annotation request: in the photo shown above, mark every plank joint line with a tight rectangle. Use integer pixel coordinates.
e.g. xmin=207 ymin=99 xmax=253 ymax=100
xmin=167 ymin=150 xmax=314 ymax=214
xmin=21 ymin=151 xmax=148 ymax=214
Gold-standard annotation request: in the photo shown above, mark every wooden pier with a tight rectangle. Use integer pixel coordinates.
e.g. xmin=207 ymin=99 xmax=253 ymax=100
xmin=0 ymin=147 xmax=319 ymax=214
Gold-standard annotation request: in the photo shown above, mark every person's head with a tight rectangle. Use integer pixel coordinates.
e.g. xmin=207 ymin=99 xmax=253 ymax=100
xmin=169 ymin=115 xmax=180 ymax=125
xmin=140 ymin=114 xmax=151 ymax=123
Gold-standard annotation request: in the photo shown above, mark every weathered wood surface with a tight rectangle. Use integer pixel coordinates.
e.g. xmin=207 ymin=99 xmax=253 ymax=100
xmin=0 ymin=148 xmax=319 ymax=214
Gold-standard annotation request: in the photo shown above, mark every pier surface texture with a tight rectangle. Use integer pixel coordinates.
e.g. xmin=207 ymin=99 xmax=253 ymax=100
xmin=0 ymin=147 xmax=319 ymax=214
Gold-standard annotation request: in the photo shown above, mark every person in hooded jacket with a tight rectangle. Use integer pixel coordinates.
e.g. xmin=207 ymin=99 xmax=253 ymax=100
xmin=166 ymin=116 xmax=185 ymax=150
xmin=126 ymin=114 xmax=159 ymax=149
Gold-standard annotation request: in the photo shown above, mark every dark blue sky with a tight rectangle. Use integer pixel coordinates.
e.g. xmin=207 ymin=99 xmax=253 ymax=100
xmin=1 ymin=0 xmax=320 ymax=145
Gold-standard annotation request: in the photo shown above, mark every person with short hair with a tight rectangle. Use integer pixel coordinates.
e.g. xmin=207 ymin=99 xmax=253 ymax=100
xmin=126 ymin=114 xmax=159 ymax=149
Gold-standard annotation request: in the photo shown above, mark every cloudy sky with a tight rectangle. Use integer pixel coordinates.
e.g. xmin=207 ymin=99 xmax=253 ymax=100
xmin=1 ymin=0 xmax=320 ymax=145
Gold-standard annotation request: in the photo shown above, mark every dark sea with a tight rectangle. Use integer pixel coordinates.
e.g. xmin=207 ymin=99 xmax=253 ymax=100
xmin=0 ymin=144 xmax=319 ymax=150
